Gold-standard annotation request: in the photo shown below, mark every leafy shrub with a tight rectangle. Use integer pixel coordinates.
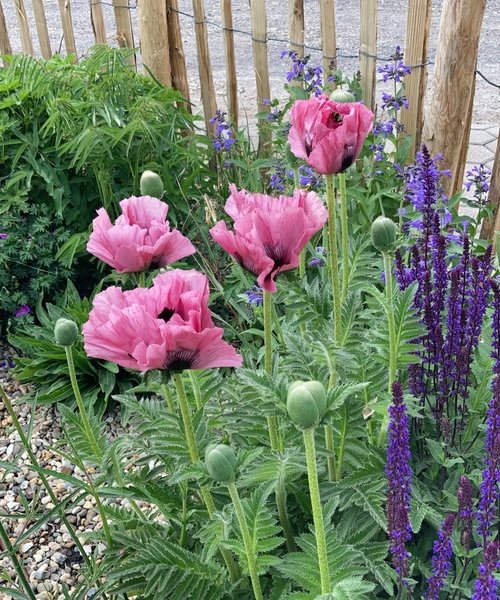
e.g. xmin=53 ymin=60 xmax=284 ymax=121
xmin=0 ymin=45 xmax=215 ymax=330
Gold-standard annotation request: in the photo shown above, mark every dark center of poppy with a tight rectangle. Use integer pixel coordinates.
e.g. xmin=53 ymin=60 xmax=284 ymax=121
xmin=158 ymin=307 xmax=175 ymax=322
xmin=264 ymin=244 xmax=287 ymax=269
xmin=326 ymin=111 xmax=343 ymax=129
xmin=164 ymin=349 xmax=199 ymax=371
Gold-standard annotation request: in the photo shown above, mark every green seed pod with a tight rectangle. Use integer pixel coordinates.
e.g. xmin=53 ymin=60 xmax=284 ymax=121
xmin=54 ymin=318 xmax=79 ymax=347
xmin=140 ymin=170 xmax=164 ymax=198
xmin=205 ymin=444 xmax=238 ymax=483
xmin=286 ymin=380 xmax=327 ymax=430
xmin=370 ymin=216 xmax=399 ymax=253
xmin=330 ymin=89 xmax=356 ymax=103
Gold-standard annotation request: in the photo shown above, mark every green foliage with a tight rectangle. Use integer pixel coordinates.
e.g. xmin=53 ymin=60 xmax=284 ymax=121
xmin=0 ymin=46 xmax=215 ymax=330
xmin=8 ymin=280 xmax=138 ymax=412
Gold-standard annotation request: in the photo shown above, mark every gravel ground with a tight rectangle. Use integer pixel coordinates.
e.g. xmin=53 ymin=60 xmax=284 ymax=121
xmin=1 ymin=0 xmax=499 ymax=124
xmin=0 ymin=344 xmax=135 ymax=599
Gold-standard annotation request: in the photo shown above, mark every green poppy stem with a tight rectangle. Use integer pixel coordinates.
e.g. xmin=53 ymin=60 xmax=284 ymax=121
xmin=162 ymin=383 xmax=177 ymax=414
xmin=325 ymin=174 xmax=342 ymax=343
xmin=294 ymin=167 xmax=306 ymax=278
xmin=0 ymin=385 xmax=95 ymax=575
xmin=0 ymin=521 xmax=37 ymax=600
xmin=338 ymin=172 xmax=349 ymax=302
xmin=172 ymin=372 xmax=240 ymax=582
xmin=263 ymin=290 xmax=282 ymax=452
xmin=303 ymin=427 xmax=331 ymax=593
xmin=227 ymin=482 xmax=264 ymax=600
xmin=137 ymin=271 xmax=146 ymax=288
xmin=64 ymin=346 xmax=100 ymax=458
xmin=378 ymin=252 xmax=398 ymax=447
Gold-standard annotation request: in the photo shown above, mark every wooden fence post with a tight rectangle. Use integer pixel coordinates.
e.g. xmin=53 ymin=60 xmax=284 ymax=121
xmin=319 ymin=0 xmax=336 ymax=76
xmin=90 ymin=0 xmax=107 ymax=45
xmin=112 ymin=0 xmax=136 ymax=66
xmin=422 ymin=0 xmax=486 ymax=197
xmin=480 ymin=136 xmax=500 ymax=243
xmin=32 ymin=0 xmax=52 ymax=58
xmin=0 ymin=1 xmax=12 ymax=65
xmin=359 ymin=0 xmax=377 ymax=110
xmin=13 ymin=0 xmax=34 ymax=56
xmin=400 ymin=0 xmax=432 ymax=159
xmin=166 ymin=0 xmax=191 ymax=109
xmin=289 ymin=0 xmax=304 ymax=57
xmin=192 ymin=0 xmax=217 ymax=132
xmin=58 ymin=0 xmax=77 ymax=55
xmin=220 ymin=0 xmax=238 ymax=126
xmin=137 ymin=0 xmax=171 ymax=86
xmin=250 ymin=0 xmax=271 ymax=154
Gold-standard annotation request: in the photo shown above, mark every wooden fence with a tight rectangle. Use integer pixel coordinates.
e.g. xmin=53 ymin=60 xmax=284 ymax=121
xmin=0 ymin=0 xmax=498 ymax=233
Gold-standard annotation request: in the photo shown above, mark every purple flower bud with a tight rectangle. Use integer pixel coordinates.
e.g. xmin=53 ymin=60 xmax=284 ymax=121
xmin=471 ymin=541 xmax=500 ymax=600
xmin=14 ymin=304 xmax=31 ymax=318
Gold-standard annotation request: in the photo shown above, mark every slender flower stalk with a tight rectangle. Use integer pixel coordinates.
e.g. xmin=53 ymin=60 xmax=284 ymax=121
xmin=263 ymin=290 xmax=282 ymax=452
xmin=172 ymin=373 xmax=240 ymax=582
xmin=64 ymin=346 xmax=101 ymax=457
xmin=338 ymin=172 xmax=349 ymax=302
xmin=0 ymin=521 xmax=37 ymax=600
xmin=227 ymin=481 xmax=264 ymax=600
xmin=423 ymin=513 xmax=456 ymax=599
xmin=325 ymin=173 xmax=342 ymax=343
xmin=0 ymin=385 xmax=95 ymax=576
xmin=303 ymin=427 xmax=331 ymax=593
xmin=385 ymin=381 xmax=412 ymax=591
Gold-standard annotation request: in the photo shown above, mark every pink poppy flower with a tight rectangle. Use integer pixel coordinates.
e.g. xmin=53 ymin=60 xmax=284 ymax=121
xmin=288 ymin=96 xmax=374 ymax=174
xmin=82 ymin=269 xmax=242 ymax=372
xmin=87 ymin=195 xmax=196 ymax=273
xmin=209 ymin=185 xmax=328 ymax=292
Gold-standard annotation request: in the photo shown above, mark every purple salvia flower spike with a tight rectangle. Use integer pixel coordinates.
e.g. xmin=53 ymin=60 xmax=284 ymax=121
xmin=471 ymin=541 xmax=500 ymax=600
xmin=457 ymin=475 xmax=474 ymax=551
xmin=386 ymin=381 xmax=413 ymax=582
xmin=423 ymin=513 xmax=456 ymax=600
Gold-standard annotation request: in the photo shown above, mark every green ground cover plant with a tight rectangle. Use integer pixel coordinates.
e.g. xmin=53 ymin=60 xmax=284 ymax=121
xmin=1 ymin=48 xmax=498 ymax=600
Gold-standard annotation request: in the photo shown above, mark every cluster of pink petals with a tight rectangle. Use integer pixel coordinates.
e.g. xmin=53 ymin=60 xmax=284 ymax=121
xmin=87 ymin=195 xmax=196 ymax=273
xmin=209 ymin=184 xmax=328 ymax=292
xmin=82 ymin=269 xmax=242 ymax=372
xmin=288 ymin=96 xmax=374 ymax=175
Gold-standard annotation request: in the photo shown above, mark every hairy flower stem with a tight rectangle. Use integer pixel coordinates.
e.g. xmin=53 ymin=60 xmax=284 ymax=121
xmin=325 ymin=174 xmax=342 ymax=343
xmin=338 ymin=173 xmax=350 ymax=302
xmin=263 ymin=290 xmax=294 ymax=549
xmin=64 ymin=346 xmax=101 ymax=458
xmin=172 ymin=373 xmax=240 ymax=582
xmin=64 ymin=346 xmax=113 ymax=545
xmin=137 ymin=271 xmax=146 ymax=288
xmin=0 ymin=521 xmax=37 ymax=600
xmin=227 ymin=482 xmax=264 ymax=600
xmin=303 ymin=427 xmax=331 ymax=593
xmin=162 ymin=383 xmax=177 ymax=414
xmin=294 ymin=167 xmax=306 ymax=278
xmin=0 ymin=385 xmax=97 ymax=580
xmin=378 ymin=253 xmax=398 ymax=447
xmin=263 ymin=290 xmax=282 ymax=452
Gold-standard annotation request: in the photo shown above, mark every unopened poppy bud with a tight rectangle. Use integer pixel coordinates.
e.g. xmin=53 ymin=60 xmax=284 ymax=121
xmin=286 ymin=380 xmax=327 ymax=430
xmin=205 ymin=444 xmax=237 ymax=482
xmin=371 ymin=216 xmax=398 ymax=253
xmin=140 ymin=170 xmax=164 ymax=198
xmin=330 ymin=89 xmax=356 ymax=103
xmin=54 ymin=318 xmax=79 ymax=347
